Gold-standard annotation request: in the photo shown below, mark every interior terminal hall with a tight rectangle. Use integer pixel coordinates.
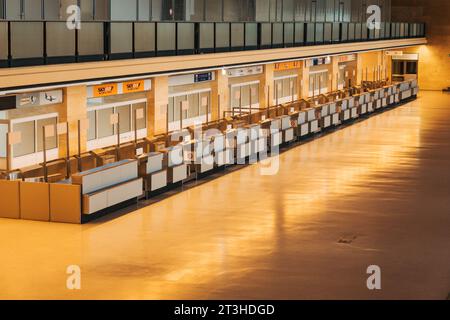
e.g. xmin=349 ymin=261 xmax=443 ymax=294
xmin=0 ymin=0 xmax=449 ymax=301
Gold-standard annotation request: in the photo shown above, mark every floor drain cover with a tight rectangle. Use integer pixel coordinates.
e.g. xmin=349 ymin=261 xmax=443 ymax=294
xmin=338 ymin=235 xmax=358 ymax=244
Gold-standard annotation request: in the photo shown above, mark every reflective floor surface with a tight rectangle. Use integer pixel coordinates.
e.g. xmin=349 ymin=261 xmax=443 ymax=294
xmin=1 ymin=91 xmax=449 ymax=300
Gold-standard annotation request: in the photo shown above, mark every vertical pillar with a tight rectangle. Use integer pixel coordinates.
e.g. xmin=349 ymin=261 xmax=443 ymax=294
xmin=331 ymin=57 xmax=340 ymax=91
xmin=148 ymin=76 xmax=169 ymax=137
xmin=261 ymin=64 xmax=275 ymax=107
xmin=214 ymin=70 xmax=229 ymax=120
xmin=301 ymin=62 xmax=310 ymax=99
xmin=60 ymin=85 xmax=87 ymax=157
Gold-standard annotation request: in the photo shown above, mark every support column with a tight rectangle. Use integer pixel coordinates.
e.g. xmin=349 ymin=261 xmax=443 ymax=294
xmin=60 ymin=85 xmax=87 ymax=157
xmin=261 ymin=64 xmax=275 ymax=107
xmin=148 ymin=76 xmax=169 ymax=137
xmin=301 ymin=62 xmax=310 ymax=99
xmin=215 ymin=70 xmax=229 ymax=120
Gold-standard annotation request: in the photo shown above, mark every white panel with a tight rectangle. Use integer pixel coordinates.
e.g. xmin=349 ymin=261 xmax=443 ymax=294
xmin=310 ymin=120 xmax=319 ymax=133
xmin=332 ymin=113 xmax=340 ymax=125
xmin=300 ymin=123 xmax=309 ymax=136
xmin=284 ymin=128 xmax=294 ymax=142
xmin=84 ymin=192 xmax=108 ymax=215
xmin=108 ymin=179 xmax=142 ymax=207
xmin=351 ymin=107 xmax=358 ymax=118
xmin=172 ymin=164 xmax=187 ymax=182
xmin=200 ymin=155 xmax=214 ymax=173
xmin=151 ymin=171 xmax=167 ymax=191
xmin=146 ymin=153 xmax=164 ymax=174
xmin=298 ymin=111 xmax=306 ymax=124
xmin=323 ymin=115 xmax=331 ymax=128
xmin=0 ymin=124 xmax=7 ymax=158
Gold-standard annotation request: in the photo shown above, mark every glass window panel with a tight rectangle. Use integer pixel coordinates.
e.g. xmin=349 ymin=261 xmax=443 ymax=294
xmin=261 ymin=23 xmax=272 ymax=46
xmin=157 ymin=23 xmax=176 ymax=52
xmin=294 ymin=0 xmax=306 ymax=21
xmin=87 ymin=110 xmax=96 ymax=141
xmin=78 ymin=22 xmax=104 ymax=55
xmin=47 ymin=22 xmax=75 ymax=57
xmin=117 ymin=105 xmax=131 ymax=134
xmin=231 ymin=86 xmax=240 ymax=109
xmin=294 ymin=23 xmax=304 ymax=44
xmin=199 ymin=23 xmax=214 ymax=49
xmin=13 ymin=121 xmax=35 ymax=158
xmin=272 ymin=23 xmax=283 ymax=45
xmin=95 ymin=0 xmax=109 ymax=20
xmin=168 ymin=97 xmax=174 ymax=122
xmin=241 ymin=85 xmax=250 ymax=107
xmin=315 ymin=23 xmax=324 ymax=42
xmin=23 ymin=0 xmax=42 ymax=20
xmin=132 ymin=103 xmax=147 ymax=130
xmin=0 ymin=22 xmax=9 ymax=59
xmin=110 ymin=0 xmax=137 ymax=21
xmin=97 ymin=108 xmax=114 ymax=138
xmin=11 ymin=22 xmax=44 ymax=59
xmin=186 ymin=0 xmax=204 ymax=21
xmin=255 ymin=0 xmax=269 ymax=21
xmin=284 ymin=23 xmax=294 ymax=44
xmin=177 ymin=23 xmax=195 ymax=50
xmin=306 ymin=23 xmax=315 ymax=43
xmin=173 ymin=96 xmax=186 ymax=121
xmin=231 ymin=23 xmax=244 ymax=48
xmin=205 ymin=0 xmax=222 ymax=21
xmin=187 ymin=93 xmax=199 ymax=118
xmin=250 ymin=83 xmax=259 ymax=105
xmin=245 ymin=23 xmax=258 ymax=47
xmin=138 ymin=0 xmax=150 ymax=21
xmin=199 ymin=91 xmax=210 ymax=115
xmin=215 ymin=23 xmax=230 ymax=48
xmin=37 ymin=117 xmax=57 ymax=152
xmin=151 ymin=0 xmax=162 ymax=21
xmin=80 ymin=0 xmax=94 ymax=20
xmin=283 ymin=0 xmax=294 ymax=21
xmin=0 ymin=124 xmax=7 ymax=158
xmin=135 ymin=22 xmax=155 ymax=52
xmin=332 ymin=22 xmax=339 ymax=41
xmin=111 ymin=23 xmax=133 ymax=54
xmin=5 ymin=0 xmax=21 ymax=20
xmin=44 ymin=0 xmax=61 ymax=20
xmin=224 ymin=0 xmax=240 ymax=21
xmin=324 ymin=23 xmax=332 ymax=42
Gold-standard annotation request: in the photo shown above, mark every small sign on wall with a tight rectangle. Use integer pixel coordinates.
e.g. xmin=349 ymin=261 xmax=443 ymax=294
xmin=7 ymin=131 xmax=22 ymax=145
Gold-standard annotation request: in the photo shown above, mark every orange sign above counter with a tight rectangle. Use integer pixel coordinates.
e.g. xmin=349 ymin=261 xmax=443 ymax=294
xmin=274 ymin=61 xmax=302 ymax=71
xmin=93 ymin=84 xmax=118 ymax=97
xmin=88 ymin=79 xmax=151 ymax=98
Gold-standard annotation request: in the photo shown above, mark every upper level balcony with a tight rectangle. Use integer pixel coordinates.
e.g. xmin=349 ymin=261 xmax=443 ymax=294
xmin=0 ymin=20 xmax=426 ymax=69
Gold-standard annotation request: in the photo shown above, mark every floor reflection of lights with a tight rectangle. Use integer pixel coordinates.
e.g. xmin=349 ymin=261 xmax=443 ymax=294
xmin=1 ymin=92 xmax=449 ymax=300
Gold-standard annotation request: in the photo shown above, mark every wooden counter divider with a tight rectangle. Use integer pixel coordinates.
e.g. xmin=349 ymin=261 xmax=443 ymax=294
xmin=0 ymin=180 xmax=21 ymax=219
xmin=19 ymin=181 xmax=50 ymax=222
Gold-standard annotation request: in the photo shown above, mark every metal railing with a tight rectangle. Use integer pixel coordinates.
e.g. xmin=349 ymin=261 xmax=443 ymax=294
xmin=0 ymin=21 xmax=426 ymax=68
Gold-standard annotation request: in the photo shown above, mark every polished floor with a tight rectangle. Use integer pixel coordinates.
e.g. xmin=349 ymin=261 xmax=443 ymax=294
xmin=1 ymin=91 xmax=449 ymax=300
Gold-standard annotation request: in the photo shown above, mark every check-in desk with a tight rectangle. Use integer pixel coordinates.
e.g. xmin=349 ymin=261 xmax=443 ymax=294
xmin=235 ymin=127 xmax=250 ymax=162
xmin=245 ymin=123 xmax=262 ymax=157
xmin=340 ymin=98 xmax=351 ymax=122
xmin=160 ymin=145 xmax=186 ymax=185
xmin=305 ymin=108 xmax=319 ymax=134
xmin=350 ymin=96 xmax=361 ymax=119
xmin=277 ymin=115 xmax=294 ymax=143
xmin=72 ymin=159 xmax=142 ymax=215
xmin=319 ymin=104 xmax=332 ymax=129
xmin=329 ymin=103 xmax=340 ymax=126
xmin=298 ymin=110 xmax=309 ymax=137
xmin=183 ymin=139 xmax=214 ymax=175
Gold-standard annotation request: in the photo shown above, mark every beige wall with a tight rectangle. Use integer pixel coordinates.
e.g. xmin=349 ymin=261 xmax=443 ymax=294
xmin=392 ymin=0 xmax=450 ymax=90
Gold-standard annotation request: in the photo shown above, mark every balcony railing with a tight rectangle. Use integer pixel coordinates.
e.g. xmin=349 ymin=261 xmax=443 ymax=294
xmin=0 ymin=21 xmax=426 ymax=68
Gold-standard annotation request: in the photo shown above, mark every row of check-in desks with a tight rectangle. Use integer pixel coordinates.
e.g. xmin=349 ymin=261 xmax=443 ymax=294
xmin=139 ymin=80 xmax=418 ymax=198
xmin=63 ymin=80 xmax=419 ymax=221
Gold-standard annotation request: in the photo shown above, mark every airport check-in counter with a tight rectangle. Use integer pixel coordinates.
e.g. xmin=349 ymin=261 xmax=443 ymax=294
xmin=162 ymin=145 xmax=187 ymax=185
xmin=72 ymin=159 xmax=143 ymax=215
xmin=182 ymin=138 xmax=214 ymax=175
xmin=140 ymin=152 xmax=169 ymax=194
xmin=276 ymin=115 xmax=294 ymax=144
xmin=339 ymin=97 xmax=352 ymax=122
xmin=306 ymin=108 xmax=320 ymax=134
